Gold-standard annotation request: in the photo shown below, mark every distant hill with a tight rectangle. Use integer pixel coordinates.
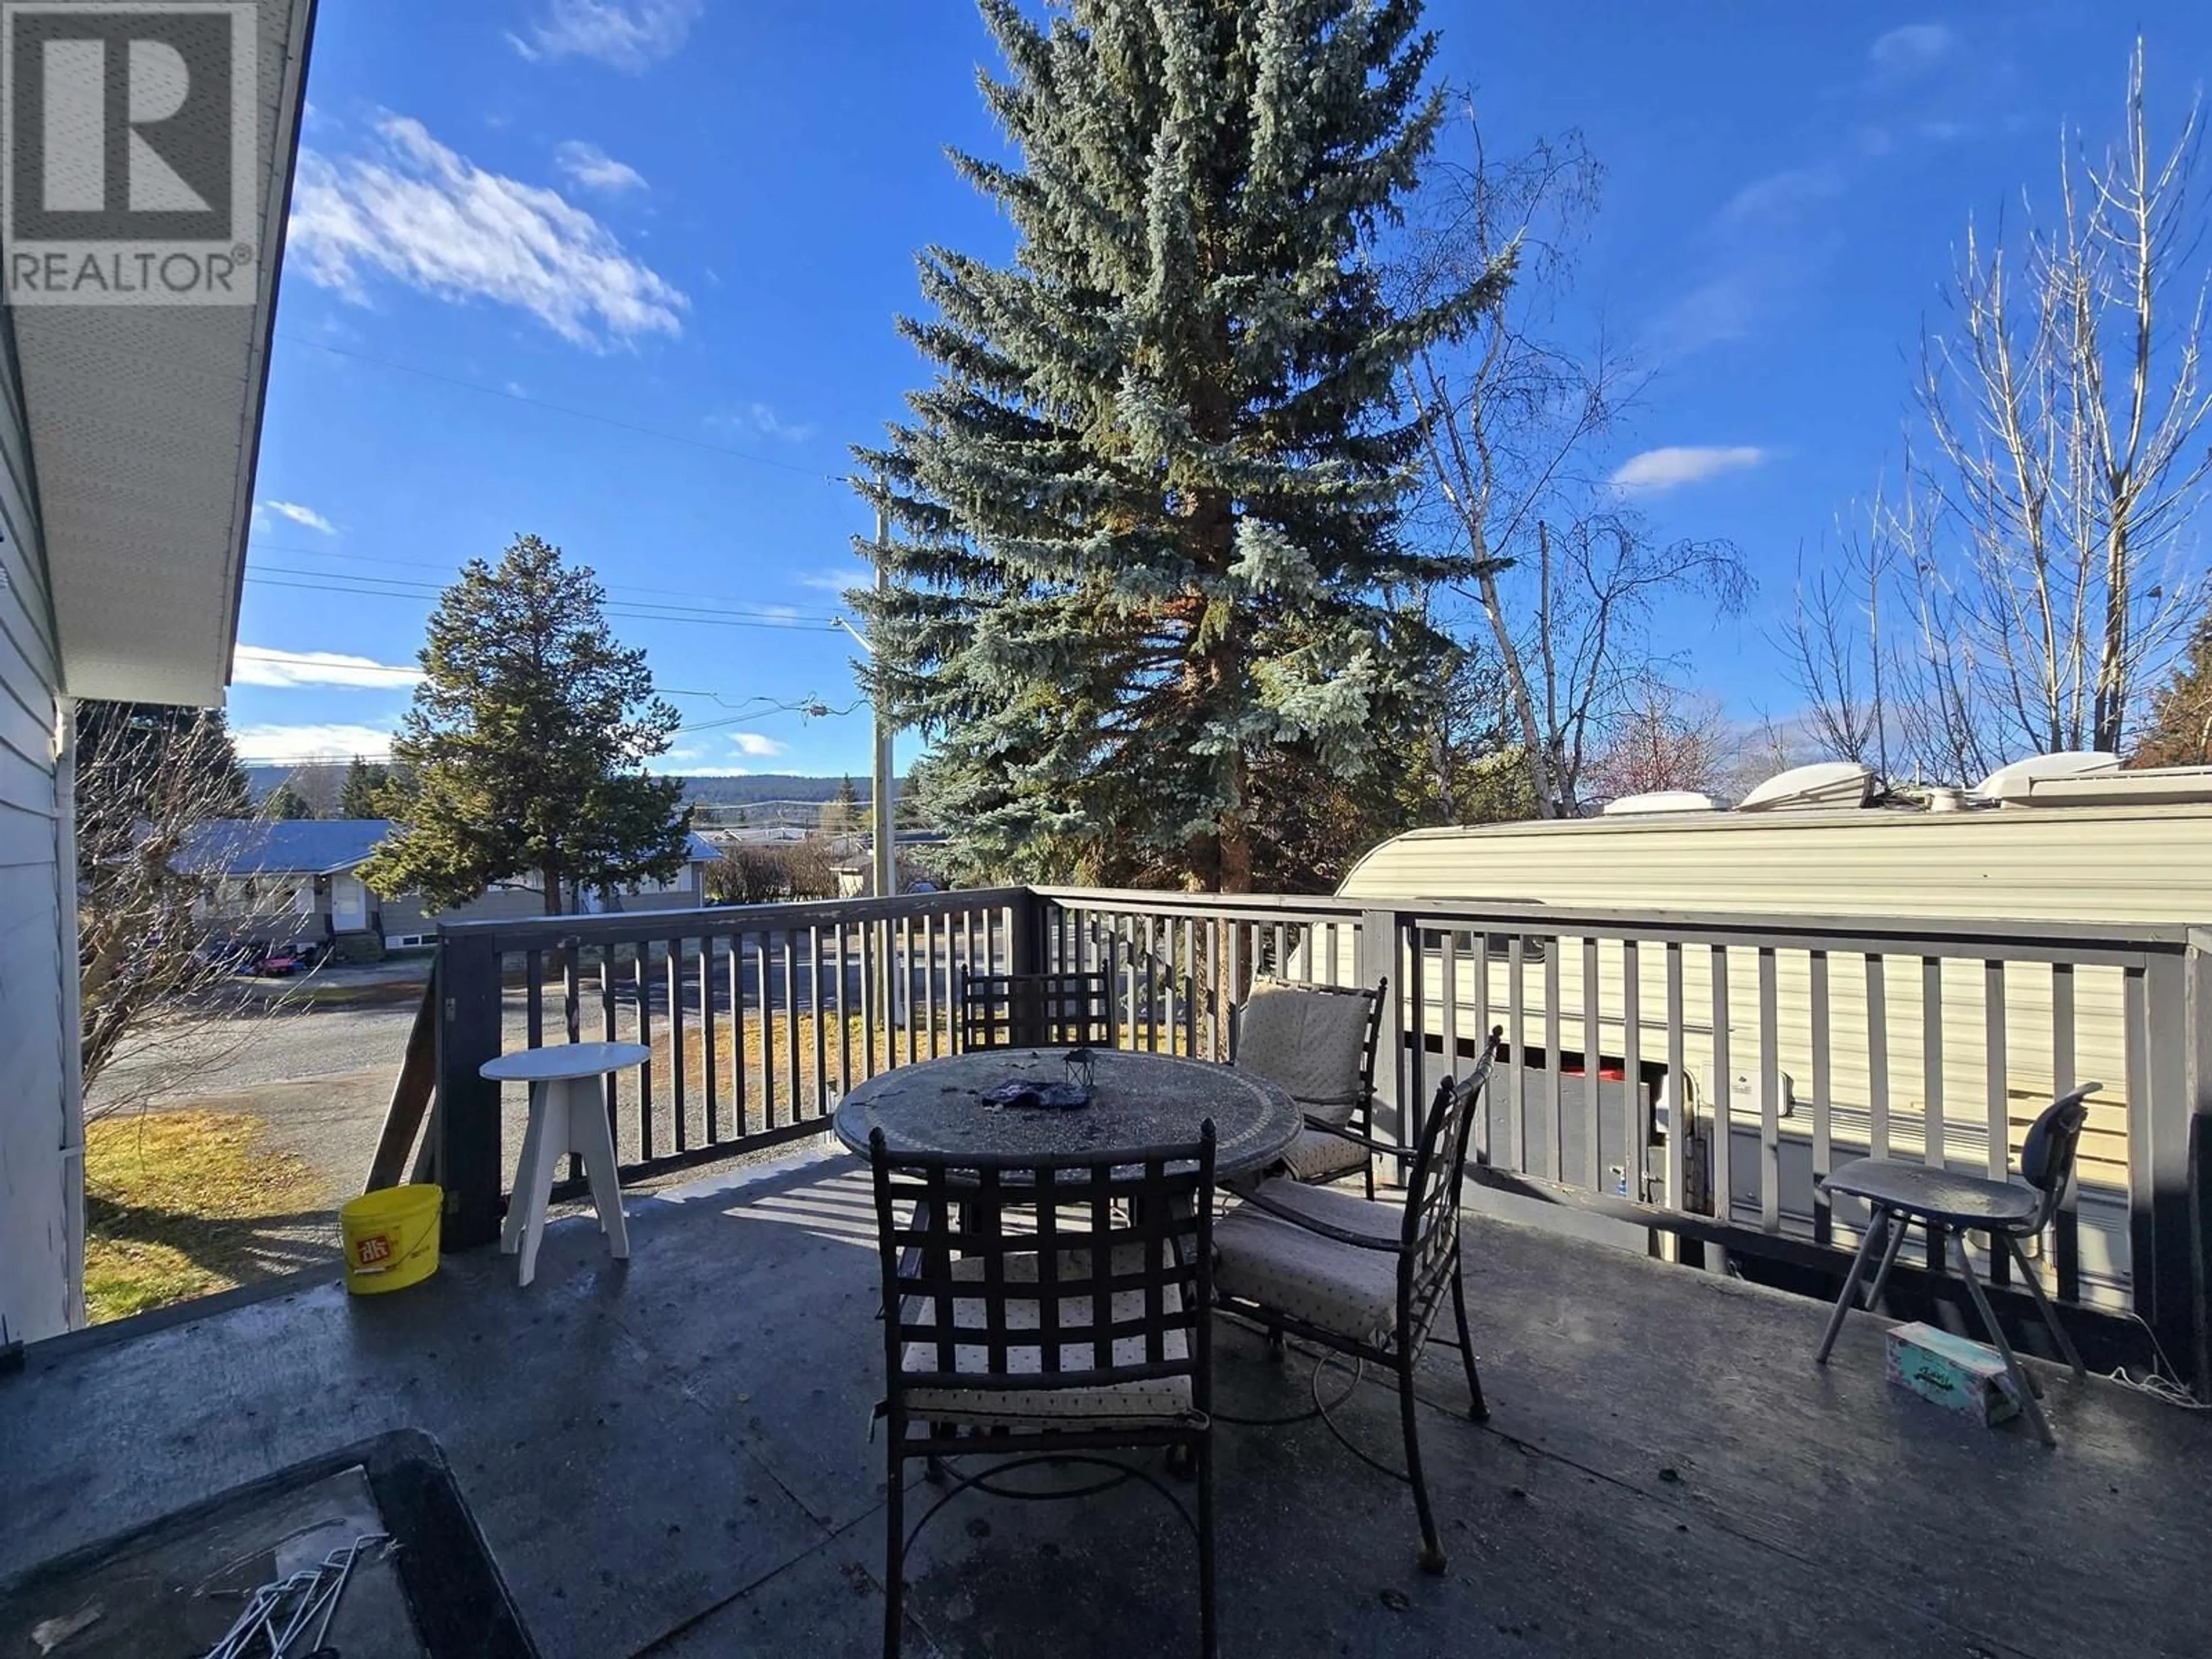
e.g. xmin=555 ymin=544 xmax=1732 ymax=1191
xmin=246 ymin=767 xmax=893 ymax=809
xmin=674 ymin=773 xmax=881 ymax=806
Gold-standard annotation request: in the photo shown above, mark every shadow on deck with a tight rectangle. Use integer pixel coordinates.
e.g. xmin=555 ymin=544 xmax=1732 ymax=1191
xmin=3 ymin=1146 xmax=2208 ymax=1658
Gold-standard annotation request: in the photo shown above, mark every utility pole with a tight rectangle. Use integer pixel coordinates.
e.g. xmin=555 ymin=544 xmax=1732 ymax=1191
xmin=834 ymin=499 xmax=906 ymax=1047
xmin=871 ymin=503 xmax=896 ymax=902
xmin=836 ymin=506 xmax=899 ymax=902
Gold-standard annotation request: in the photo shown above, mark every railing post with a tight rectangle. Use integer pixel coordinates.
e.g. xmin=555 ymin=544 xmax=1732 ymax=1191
xmin=2187 ymin=933 xmax=2212 ymax=1391
xmin=1011 ymin=888 xmax=1046 ymax=978
xmin=1357 ymin=909 xmax=1404 ymax=1179
xmin=2135 ymin=941 xmax=2209 ymax=1391
xmin=435 ymin=928 xmax=506 ymax=1251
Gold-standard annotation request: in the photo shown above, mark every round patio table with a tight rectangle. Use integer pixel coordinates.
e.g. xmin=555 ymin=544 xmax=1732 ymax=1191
xmin=832 ymin=1046 xmax=1301 ymax=1176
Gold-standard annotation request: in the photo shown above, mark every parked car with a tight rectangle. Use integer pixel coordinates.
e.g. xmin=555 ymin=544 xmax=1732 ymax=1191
xmin=198 ymin=940 xmax=259 ymax=975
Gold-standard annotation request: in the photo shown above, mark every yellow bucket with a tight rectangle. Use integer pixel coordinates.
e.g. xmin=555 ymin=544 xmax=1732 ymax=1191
xmin=340 ymin=1184 xmax=442 ymax=1294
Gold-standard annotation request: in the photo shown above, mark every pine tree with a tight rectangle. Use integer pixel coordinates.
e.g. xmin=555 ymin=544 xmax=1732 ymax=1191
xmin=361 ymin=535 xmax=687 ymax=915
xmin=2133 ymin=609 xmax=2212 ymax=767
xmin=337 ymin=755 xmax=392 ymax=819
xmin=820 ymin=772 xmax=862 ymax=835
xmin=855 ymin=0 xmax=1507 ymax=891
xmin=263 ymin=780 xmax=314 ymax=820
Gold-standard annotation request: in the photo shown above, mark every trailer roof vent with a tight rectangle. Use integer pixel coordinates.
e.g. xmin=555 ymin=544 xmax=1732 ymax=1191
xmin=1600 ymin=790 xmax=1717 ymax=817
xmin=1983 ymin=761 xmax=2212 ymax=809
xmin=1735 ymin=760 xmax=1877 ymax=813
xmin=1974 ymin=751 xmax=2122 ymax=805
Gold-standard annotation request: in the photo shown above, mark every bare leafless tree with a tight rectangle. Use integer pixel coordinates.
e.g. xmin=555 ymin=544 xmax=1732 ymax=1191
xmin=1779 ymin=506 xmax=1896 ymax=773
xmin=782 ymin=835 xmax=842 ymax=900
xmin=76 ymin=703 xmax=302 ymax=1119
xmin=1584 ymin=683 xmax=1733 ymax=802
xmin=1912 ymin=39 xmax=2212 ymax=760
xmin=1399 ymin=105 xmax=1751 ymax=816
xmin=266 ymin=759 xmax=347 ymax=817
xmin=706 ymin=845 xmax=790 ymax=905
xmin=706 ymin=836 xmax=846 ymax=905
xmin=1777 ymin=44 xmax=2210 ymax=785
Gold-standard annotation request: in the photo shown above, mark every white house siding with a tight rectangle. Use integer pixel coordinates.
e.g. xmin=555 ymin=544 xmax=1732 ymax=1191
xmin=0 ymin=319 xmax=75 ymax=1344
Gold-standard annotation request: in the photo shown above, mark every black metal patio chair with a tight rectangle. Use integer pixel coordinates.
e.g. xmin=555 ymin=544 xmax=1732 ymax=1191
xmin=868 ymin=1124 xmax=1218 ymax=1658
xmin=1812 ymin=1082 xmax=2100 ymax=1446
xmin=1229 ymin=977 xmax=1388 ymax=1198
xmin=1212 ymin=1036 xmax=1499 ymax=1574
xmin=956 ymin=966 xmax=1116 ymax=1051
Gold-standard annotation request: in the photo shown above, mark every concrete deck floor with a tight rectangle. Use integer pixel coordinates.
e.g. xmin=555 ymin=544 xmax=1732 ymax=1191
xmin=5 ymin=1146 xmax=2209 ymax=1658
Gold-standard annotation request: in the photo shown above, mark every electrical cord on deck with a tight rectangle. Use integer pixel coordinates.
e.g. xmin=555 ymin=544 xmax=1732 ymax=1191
xmin=2102 ymin=1312 xmax=2212 ymax=1409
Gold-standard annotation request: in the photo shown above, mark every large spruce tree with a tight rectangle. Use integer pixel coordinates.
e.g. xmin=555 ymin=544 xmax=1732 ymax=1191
xmin=855 ymin=0 xmax=1506 ymax=891
xmin=362 ymin=535 xmax=687 ymax=914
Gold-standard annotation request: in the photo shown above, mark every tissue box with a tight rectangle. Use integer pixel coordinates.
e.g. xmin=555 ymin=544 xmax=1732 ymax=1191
xmin=1884 ymin=1321 xmax=2022 ymax=1426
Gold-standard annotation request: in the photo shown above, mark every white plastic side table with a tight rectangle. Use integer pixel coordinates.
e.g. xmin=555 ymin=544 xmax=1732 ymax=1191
xmin=481 ymin=1041 xmax=649 ymax=1286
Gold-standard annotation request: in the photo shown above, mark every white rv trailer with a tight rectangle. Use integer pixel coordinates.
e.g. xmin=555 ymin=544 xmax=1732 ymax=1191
xmin=1333 ymin=757 xmax=2212 ymax=1310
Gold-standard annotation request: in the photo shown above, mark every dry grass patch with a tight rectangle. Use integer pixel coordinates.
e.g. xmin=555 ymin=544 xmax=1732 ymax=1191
xmin=642 ymin=1014 xmax=1206 ymax=1122
xmin=646 ymin=1012 xmax=956 ymax=1116
xmin=83 ymin=1110 xmax=331 ymax=1323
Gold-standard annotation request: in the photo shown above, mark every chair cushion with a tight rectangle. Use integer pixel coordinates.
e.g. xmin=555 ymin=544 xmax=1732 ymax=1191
xmin=1821 ymin=1157 xmax=2039 ymax=1229
xmin=899 ymin=1247 xmax=1195 ymax=1427
xmin=1239 ymin=1178 xmax=1403 ymax=1248
xmin=1279 ymin=1125 xmax=1369 ymax=1184
xmin=1214 ymin=1190 xmax=1404 ymax=1349
xmin=1234 ymin=983 xmax=1374 ymax=1125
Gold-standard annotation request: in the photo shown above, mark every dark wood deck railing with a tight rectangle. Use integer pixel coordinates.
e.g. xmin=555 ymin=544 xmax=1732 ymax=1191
xmin=392 ymin=886 xmax=2212 ymax=1389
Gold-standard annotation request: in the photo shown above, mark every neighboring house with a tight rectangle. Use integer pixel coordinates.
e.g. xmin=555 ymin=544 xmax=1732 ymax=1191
xmin=694 ymin=823 xmax=817 ymax=852
xmin=0 ymin=0 xmax=318 ymax=1345
xmin=178 ymin=820 xmax=721 ymax=949
xmin=179 ymin=819 xmax=392 ymax=949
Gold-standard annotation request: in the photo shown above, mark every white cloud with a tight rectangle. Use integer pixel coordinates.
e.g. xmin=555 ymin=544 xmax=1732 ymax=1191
xmin=797 ymin=563 xmax=871 ymax=594
xmin=1642 ymin=269 xmax=1763 ymax=358
xmin=288 ymin=115 xmax=687 ymax=348
xmin=731 ymin=733 xmax=786 ymax=758
xmin=751 ymin=403 xmax=815 ymax=442
xmin=1868 ymin=23 xmax=1954 ymax=79
xmin=257 ymin=499 xmax=336 ymax=535
xmin=554 ymin=140 xmax=647 ymax=194
xmin=233 ymin=645 xmax=423 ymax=690
xmin=1720 ymin=165 xmax=1844 ymax=226
xmin=231 ymin=723 xmax=399 ymax=764
xmin=711 ymin=403 xmax=816 ymax=445
xmin=1609 ymin=446 xmax=1769 ymax=491
xmin=510 ymin=0 xmax=702 ymax=71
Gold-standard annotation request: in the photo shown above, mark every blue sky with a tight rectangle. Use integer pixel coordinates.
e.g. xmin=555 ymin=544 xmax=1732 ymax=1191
xmin=233 ymin=0 xmax=2212 ymax=778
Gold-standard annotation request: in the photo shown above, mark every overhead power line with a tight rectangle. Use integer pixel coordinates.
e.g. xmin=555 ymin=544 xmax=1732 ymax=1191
xmin=274 ymin=332 xmax=847 ymax=483
xmin=248 ymin=540 xmax=843 ymax=619
xmin=249 ymin=560 xmax=830 ymax=623
xmin=236 ymin=689 xmax=867 ymax=768
xmin=244 ymin=569 xmax=840 ymax=632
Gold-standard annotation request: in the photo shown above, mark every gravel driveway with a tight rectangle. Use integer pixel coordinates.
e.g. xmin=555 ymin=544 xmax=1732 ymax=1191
xmin=92 ymin=999 xmax=434 ymax=1196
xmin=89 ymin=990 xmax=830 ymax=1221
